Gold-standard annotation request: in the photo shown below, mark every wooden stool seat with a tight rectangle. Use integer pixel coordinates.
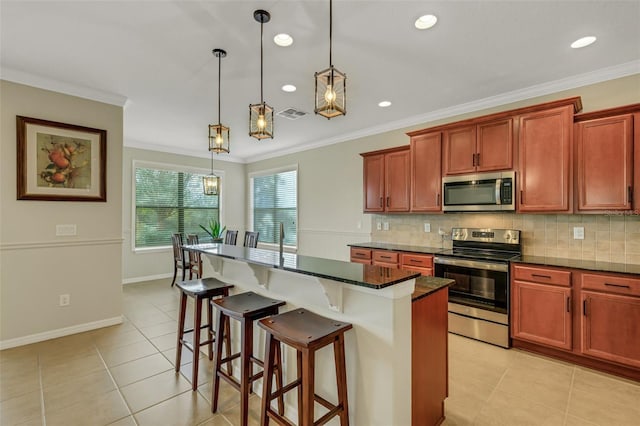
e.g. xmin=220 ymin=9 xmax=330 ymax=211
xmin=175 ymin=277 xmax=234 ymax=391
xmin=211 ymin=291 xmax=286 ymax=426
xmin=258 ymin=309 xmax=353 ymax=426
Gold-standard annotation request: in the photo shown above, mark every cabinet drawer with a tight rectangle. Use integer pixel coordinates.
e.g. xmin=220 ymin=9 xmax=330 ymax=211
xmin=513 ymin=265 xmax=571 ymax=286
xmin=403 ymin=266 xmax=433 ymax=277
xmin=373 ymin=250 xmax=399 ymax=264
xmin=350 ymin=247 xmax=372 ymax=261
xmin=401 ymin=253 xmax=433 ymax=268
xmin=581 ymin=273 xmax=640 ymax=297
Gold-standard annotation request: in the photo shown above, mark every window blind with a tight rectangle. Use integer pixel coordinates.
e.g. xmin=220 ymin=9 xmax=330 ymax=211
xmin=252 ymin=169 xmax=297 ymax=246
xmin=135 ymin=167 xmax=219 ymax=248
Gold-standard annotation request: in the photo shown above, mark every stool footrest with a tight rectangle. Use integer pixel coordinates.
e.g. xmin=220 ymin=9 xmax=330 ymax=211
xmin=219 ymin=352 xmax=241 ymax=364
xmin=314 ymin=394 xmax=336 ymax=411
xmin=217 ymin=370 xmax=241 ymax=392
xmin=265 ymin=409 xmax=296 ymax=426
xmin=315 ymin=405 xmax=343 ymax=426
xmin=267 ymin=378 xmax=301 ymax=401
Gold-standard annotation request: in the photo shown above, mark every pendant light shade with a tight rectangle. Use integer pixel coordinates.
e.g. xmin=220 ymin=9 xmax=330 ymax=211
xmin=314 ymin=0 xmax=346 ymax=119
xmin=203 ymin=151 xmax=220 ymax=196
xmin=209 ymin=48 xmax=230 ymax=154
xmin=249 ymin=9 xmax=274 ymax=140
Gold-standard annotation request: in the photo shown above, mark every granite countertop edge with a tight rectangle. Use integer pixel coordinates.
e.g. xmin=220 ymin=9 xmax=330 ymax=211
xmin=412 ymin=276 xmax=454 ymax=302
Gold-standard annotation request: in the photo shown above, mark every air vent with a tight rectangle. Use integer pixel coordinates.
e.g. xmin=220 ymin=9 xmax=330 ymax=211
xmin=276 ymin=108 xmax=308 ymax=120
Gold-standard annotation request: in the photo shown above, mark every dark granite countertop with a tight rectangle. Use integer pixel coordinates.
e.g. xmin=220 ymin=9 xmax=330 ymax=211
xmin=513 ymin=256 xmax=640 ymax=276
xmin=347 ymin=242 xmax=442 ymax=255
xmin=412 ymin=276 xmax=454 ymax=302
xmin=185 ymin=243 xmax=420 ymax=289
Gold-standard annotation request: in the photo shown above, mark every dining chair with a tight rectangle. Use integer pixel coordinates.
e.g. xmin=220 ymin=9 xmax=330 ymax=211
xmin=225 ymin=230 xmax=238 ymax=245
xmin=243 ymin=231 xmax=259 ymax=248
xmin=186 ymin=234 xmax=202 ymax=280
xmin=171 ymin=233 xmax=191 ymax=287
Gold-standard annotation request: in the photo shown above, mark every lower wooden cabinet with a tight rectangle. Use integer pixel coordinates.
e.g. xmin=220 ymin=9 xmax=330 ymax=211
xmin=350 ymin=247 xmax=434 ymax=276
xmin=401 ymin=253 xmax=433 ymax=276
xmin=350 ymin=247 xmax=372 ymax=265
xmin=373 ymin=250 xmax=399 ymax=268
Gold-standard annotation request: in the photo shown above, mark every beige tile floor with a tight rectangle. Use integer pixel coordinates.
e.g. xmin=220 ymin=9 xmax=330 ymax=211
xmin=1 ymin=278 xmax=638 ymax=426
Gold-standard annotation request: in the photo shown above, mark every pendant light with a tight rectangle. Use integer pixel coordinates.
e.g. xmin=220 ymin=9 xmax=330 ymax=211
xmin=208 ymin=48 xmax=230 ymax=154
xmin=249 ymin=9 xmax=274 ymax=139
xmin=202 ymin=150 xmax=219 ymax=195
xmin=314 ymin=0 xmax=346 ymax=119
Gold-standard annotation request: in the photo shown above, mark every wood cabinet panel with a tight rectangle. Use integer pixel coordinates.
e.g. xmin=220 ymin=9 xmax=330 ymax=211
xmin=373 ymin=250 xmax=399 ymax=266
xmin=350 ymin=247 xmax=372 ymax=265
xmin=477 ymin=119 xmax=513 ymax=172
xmin=518 ymin=105 xmax=573 ymax=212
xmin=513 ymin=265 xmax=571 ymax=287
xmin=401 ymin=253 xmax=434 ymax=269
xmin=363 ymin=154 xmax=385 ymax=212
xmin=410 ymin=132 xmax=442 ymax=212
xmin=581 ymin=290 xmax=640 ymax=368
xmin=581 ymin=273 xmax=640 ymax=297
xmin=385 ymin=149 xmax=411 ymax=211
xmin=443 ymin=126 xmax=476 ymax=175
xmin=635 ymin=112 xmax=640 ymax=211
xmin=511 ymin=280 xmax=572 ymax=350
xmin=576 ymin=114 xmax=633 ymax=211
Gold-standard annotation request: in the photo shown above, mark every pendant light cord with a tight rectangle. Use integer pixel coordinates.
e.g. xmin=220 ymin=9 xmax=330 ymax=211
xmin=217 ymin=53 xmax=221 ymax=124
xmin=210 ymin=150 xmax=214 ymax=173
xmin=329 ymin=0 xmax=333 ymax=67
xmin=260 ymin=19 xmax=264 ymax=103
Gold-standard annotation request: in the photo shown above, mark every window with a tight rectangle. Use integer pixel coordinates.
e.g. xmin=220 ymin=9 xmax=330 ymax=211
xmin=134 ymin=162 xmax=221 ymax=249
xmin=250 ymin=167 xmax=297 ymax=247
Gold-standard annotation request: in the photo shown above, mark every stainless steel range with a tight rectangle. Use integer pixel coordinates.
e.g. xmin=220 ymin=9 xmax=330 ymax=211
xmin=434 ymin=227 xmax=521 ymax=348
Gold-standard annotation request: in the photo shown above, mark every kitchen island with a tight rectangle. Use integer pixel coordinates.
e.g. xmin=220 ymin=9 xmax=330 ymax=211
xmin=188 ymin=243 xmax=452 ymax=426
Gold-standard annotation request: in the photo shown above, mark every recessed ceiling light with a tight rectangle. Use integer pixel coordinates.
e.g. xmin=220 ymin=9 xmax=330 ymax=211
xmin=282 ymin=84 xmax=297 ymax=92
xmin=378 ymin=101 xmax=392 ymax=108
xmin=274 ymin=33 xmax=293 ymax=47
xmin=415 ymin=14 xmax=437 ymax=30
xmin=571 ymin=36 xmax=596 ymax=49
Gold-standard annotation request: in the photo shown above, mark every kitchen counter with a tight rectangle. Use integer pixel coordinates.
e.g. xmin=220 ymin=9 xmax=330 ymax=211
xmin=412 ymin=276 xmax=454 ymax=302
xmin=514 ymin=256 xmax=640 ymax=275
xmin=187 ymin=243 xmax=420 ymax=289
xmin=347 ymin=241 xmax=442 ymax=255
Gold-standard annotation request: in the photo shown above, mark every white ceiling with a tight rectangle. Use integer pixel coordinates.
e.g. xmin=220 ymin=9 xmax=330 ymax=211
xmin=2 ymin=1 xmax=639 ymax=163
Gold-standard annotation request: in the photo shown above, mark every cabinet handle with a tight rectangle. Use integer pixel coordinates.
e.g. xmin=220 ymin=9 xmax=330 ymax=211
xmin=476 ymin=153 xmax=480 ymax=166
xmin=436 ymin=193 xmax=440 ymax=206
xmin=520 ymin=190 xmax=523 ymax=204
xmin=531 ymin=274 xmax=552 ymax=279
xmin=583 ymin=299 xmax=587 ymax=316
xmin=604 ymin=282 xmax=631 ymax=289
xmin=379 ymin=197 xmax=383 ymax=207
xmin=386 ymin=196 xmax=390 ymax=207
xmin=629 ymin=186 xmax=633 ymax=204
xmin=566 ymin=296 xmax=571 ymax=313
xmin=380 ymin=255 xmax=392 ymax=260
xmin=472 ymin=153 xmax=476 ymax=166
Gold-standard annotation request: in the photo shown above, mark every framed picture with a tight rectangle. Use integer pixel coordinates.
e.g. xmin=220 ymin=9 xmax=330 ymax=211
xmin=17 ymin=116 xmax=107 ymax=202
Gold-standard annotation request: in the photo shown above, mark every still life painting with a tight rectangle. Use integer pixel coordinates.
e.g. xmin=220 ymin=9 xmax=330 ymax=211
xmin=17 ymin=116 xmax=107 ymax=201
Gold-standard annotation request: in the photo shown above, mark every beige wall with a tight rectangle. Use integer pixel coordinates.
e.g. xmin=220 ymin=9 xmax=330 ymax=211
xmin=0 ymin=80 xmax=124 ymax=348
xmin=249 ymin=74 xmax=640 ymax=262
xmin=122 ymin=147 xmax=246 ymax=282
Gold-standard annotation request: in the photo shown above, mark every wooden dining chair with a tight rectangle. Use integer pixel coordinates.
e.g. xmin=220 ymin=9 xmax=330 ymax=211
xmin=224 ymin=230 xmax=238 ymax=245
xmin=186 ymin=234 xmax=202 ymax=279
xmin=171 ymin=233 xmax=191 ymax=287
xmin=243 ymin=231 xmax=259 ymax=248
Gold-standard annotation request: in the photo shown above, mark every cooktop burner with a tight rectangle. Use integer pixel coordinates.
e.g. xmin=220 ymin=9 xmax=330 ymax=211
xmin=440 ymin=227 xmax=522 ymax=262
xmin=437 ymin=248 xmax=521 ymax=262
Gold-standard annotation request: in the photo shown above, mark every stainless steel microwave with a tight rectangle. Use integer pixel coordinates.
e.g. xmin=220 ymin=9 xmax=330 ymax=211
xmin=442 ymin=171 xmax=515 ymax=212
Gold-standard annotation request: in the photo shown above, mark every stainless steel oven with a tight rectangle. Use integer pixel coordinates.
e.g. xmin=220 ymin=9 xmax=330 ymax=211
xmin=434 ymin=228 xmax=521 ymax=348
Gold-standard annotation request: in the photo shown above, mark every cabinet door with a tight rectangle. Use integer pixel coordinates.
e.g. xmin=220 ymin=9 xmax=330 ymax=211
xmin=363 ymin=154 xmax=385 ymax=212
xmin=635 ymin=112 xmax=640 ymax=211
xmin=518 ymin=106 xmax=573 ymax=212
xmin=443 ymin=126 xmax=476 ymax=175
xmin=582 ymin=291 xmax=640 ymax=368
xmin=511 ymin=280 xmax=572 ymax=350
xmin=576 ymin=114 xmax=633 ymax=211
xmin=385 ymin=149 xmax=410 ymax=212
xmin=477 ymin=119 xmax=513 ymax=172
xmin=410 ymin=132 xmax=442 ymax=212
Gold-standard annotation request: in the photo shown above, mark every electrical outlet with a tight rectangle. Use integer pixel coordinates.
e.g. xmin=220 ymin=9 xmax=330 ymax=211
xmin=376 ymin=222 xmax=382 ymax=231
xmin=573 ymin=227 xmax=585 ymax=240
xmin=56 ymin=224 xmax=76 ymax=236
xmin=59 ymin=294 xmax=70 ymax=306
xmin=424 ymin=223 xmax=431 ymax=233
xmin=383 ymin=222 xmax=389 ymax=231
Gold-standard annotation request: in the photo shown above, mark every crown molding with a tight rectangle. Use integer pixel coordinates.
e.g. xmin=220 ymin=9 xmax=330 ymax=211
xmin=125 ymin=139 xmax=245 ymax=164
xmin=0 ymin=67 xmax=128 ymax=107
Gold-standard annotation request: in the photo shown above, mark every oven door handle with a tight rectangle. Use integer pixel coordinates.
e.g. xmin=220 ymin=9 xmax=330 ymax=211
xmin=434 ymin=256 xmax=509 ymax=272
xmin=495 ymin=178 xmax=502 ymax=205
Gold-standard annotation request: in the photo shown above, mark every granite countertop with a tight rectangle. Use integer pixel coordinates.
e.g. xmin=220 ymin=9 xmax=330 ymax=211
xmin=513 ymin=256 xmax=640 ymax=276
xmin=185 ymin=243 xmax=421 ymax=289
xmin=412 ymin=276 xmax=454 ymax=302
xmin=348 ymin=242 xmax=442 ymax=255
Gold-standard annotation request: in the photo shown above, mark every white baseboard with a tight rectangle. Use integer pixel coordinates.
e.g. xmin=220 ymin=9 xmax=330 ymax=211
xmin=0 ymin=316 xmax=123 ymax=350
xmin=122 ymin=273 xmax=172 ymax=285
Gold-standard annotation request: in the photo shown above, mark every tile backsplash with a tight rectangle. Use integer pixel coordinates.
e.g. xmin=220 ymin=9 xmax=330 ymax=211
xmin=371 ymin=213 xmax=640 ymax=265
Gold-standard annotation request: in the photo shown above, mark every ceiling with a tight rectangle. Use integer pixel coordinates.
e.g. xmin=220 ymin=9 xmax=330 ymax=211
xmin=2 ymin=1 xmax=639 ymax=163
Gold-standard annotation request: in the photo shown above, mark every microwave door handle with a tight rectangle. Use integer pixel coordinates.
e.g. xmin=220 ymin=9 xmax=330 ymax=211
xmin=495 ymin=178 xmax=502 ymax=205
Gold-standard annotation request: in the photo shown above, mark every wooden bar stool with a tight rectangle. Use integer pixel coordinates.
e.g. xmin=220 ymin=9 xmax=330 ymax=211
xmin=258 ymin=308 xmax=353 ymax=426
xmin=175 ymin=277 xmax=234 ymax=391
xmin=211 ymin=291 xmax=286 ymax=426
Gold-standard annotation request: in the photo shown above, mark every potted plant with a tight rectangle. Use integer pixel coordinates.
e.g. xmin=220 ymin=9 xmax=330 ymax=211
xmin=200 ymin=218 xmax=226 ymax=243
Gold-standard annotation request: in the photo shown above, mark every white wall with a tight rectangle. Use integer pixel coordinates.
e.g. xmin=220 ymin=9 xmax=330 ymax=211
xmin=0 ymin=80 xmax=124 ymax=348
xmin=122 ymin=147 xmax=246 ymax=282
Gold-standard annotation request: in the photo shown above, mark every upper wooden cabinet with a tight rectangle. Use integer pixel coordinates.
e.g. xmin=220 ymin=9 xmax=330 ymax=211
xmin=518 ymin=105 xmax=574 ymax=212
xmin=362 ymin=147 xmax=410 ymax=213
xmin=442 ymin=118 xmax=513 ymax=175
xmin=410 ymin=132 xmax=442 ymax=212
xmin=574 ymin=104 xmax=639 ymax=212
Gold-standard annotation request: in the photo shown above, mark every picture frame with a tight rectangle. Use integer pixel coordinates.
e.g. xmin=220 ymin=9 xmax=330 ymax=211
xmin=16 ymin=116 xmax=107 ymax=202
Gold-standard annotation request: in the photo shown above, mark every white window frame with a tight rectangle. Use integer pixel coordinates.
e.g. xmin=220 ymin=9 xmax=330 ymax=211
xmin=248 ymin=164 xmax=298 ymax=251
xmin=131 ymin=160 xmax=225 ymax=253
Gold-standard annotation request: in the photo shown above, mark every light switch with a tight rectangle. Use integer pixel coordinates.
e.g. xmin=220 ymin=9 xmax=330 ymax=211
xmin=56 ymin=224 xmax=77 ymax=236
xmin=424 ymin=223 xmax=431 ymax=233
xmin=383 ymin=222 xmax=389 ymax=231
xmin=573 ymin=226 xmax=584 ymax=240
xmin=376 ymin=222 xmax=382 ymax=231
